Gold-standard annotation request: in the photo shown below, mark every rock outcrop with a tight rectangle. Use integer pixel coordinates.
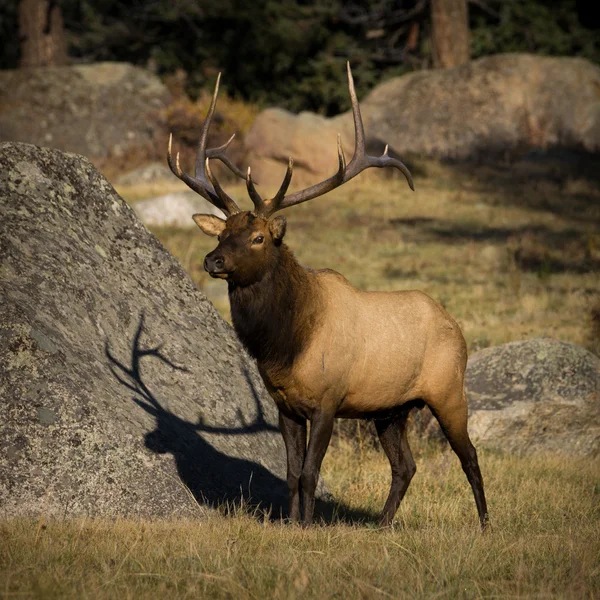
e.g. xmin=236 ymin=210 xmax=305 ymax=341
xmin=0 ymin=63 xmax=170 ymax=162
xmin=466 ymin=338 xmax=600 ymax=456
xmin=245 ymin=54 xmax=600 ymax=188
xmin=0 ymin=142 xmax=291 ymax=518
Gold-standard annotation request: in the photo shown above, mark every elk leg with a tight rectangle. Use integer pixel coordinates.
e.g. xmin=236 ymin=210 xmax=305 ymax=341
xmin=430 ymin=395 xmax=489 ymax=530
xmin=375 ymin=411 xmax=416 ymax=527
xmin=301 ymin=410 xmax=335 ymax=526
xmin=279 ymin=411 xmax=307 ymax=522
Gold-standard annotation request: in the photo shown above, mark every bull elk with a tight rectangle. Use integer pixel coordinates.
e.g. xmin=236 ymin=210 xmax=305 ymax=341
xmin=167 ymin=64 xmax=488 ymax=528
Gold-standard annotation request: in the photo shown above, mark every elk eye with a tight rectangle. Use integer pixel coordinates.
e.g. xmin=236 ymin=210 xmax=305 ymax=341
xmin=252 ymin=235 xmax=264 ymax=245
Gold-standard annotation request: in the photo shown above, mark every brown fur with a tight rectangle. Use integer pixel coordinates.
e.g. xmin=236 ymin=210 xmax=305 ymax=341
xmin=229 ymin=244 xmax=321 ymax=374
xmin=196 ymin=211 xmax=488 ymax=528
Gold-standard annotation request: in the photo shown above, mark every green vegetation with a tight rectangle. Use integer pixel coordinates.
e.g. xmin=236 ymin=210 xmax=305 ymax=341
xmin=1 ymin=1 xmax=598 ymax=114
xmin=1 ymin=441 xmax=599 ymax=598
xmin=471 ymin=1 xmax=600 ymax=62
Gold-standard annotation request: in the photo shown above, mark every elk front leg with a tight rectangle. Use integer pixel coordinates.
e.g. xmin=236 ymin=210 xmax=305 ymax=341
xmin=301 ymin=409 xmax=334 ymax=526
xmin=279 ymin=411 xmax=307 ymax=522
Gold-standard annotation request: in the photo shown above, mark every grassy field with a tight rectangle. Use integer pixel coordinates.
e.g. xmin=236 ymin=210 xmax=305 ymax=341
xmin=2 ymin=156 xmax=597 ymax=598
xmin=2 ymin=440 xmax=599 ymax=599
xmin=117 ymin=155 xmax=600 ymax=354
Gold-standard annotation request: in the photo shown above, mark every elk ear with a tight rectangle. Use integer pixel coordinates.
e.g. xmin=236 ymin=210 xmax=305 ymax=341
xmin=192 ymin=214 xmax=226 ymax=237
xmin=269 ymin=215 xmax=287 ymax=245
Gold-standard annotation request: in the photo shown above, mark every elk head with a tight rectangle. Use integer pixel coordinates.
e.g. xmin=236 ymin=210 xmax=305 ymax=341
xmin=167 ymin=63 xmax=414 ymax=288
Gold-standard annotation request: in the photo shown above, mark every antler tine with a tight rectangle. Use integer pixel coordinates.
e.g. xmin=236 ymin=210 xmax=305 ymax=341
xmin=264 ymin=62 xmax=413 ymax=215
xmin=337 ymin=133 xmax=347 ymax=177
xmin=205 ymin=158 xmax=241 ymax=215
xmin=246 ymin=167 xmax=267 ymax=214
xmin=346 ymin=61 xmax=365 ymax=168
xmin=259 ymin=139 xmax=345 ymax=217
xmin=247 ymin=158 xmax=295 ymax=217
xmin=250 ymin=157 xmax=294 ymax=217
xmin=268 ymin=157 xmax=294 ymax=213
xmin=206 ymin=133 xmax=246 ymax=180
xmin=195 ymin=73 xmax=220 ymax=179
xmin=167 ymin=134 xmax=234 ymax=215
xmin=166 ymin=73 xmax=242 ymax=216
xmin=345 ymin=61 xmax=414 ymax=190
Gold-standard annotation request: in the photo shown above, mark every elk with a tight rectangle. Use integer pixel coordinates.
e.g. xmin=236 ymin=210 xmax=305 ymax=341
xmin=167 ymin=64 xmax=488 ymax=528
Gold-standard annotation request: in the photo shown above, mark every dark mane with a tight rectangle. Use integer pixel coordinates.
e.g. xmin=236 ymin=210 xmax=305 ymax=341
xmin=228 ymin=244 xmax=321 ymax=373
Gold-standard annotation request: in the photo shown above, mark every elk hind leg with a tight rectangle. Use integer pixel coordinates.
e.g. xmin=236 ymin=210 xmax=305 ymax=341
xmin=374 ymin=411 xmax=416 ymax=527
xmin=430 ymin=392 xmax=489 ymax=529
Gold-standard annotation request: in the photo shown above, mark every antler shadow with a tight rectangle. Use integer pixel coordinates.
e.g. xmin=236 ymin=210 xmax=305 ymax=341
xmin=194 ymin=367 xmax=279 ymax=435
xmin=107 ymin=313 xmax=278 ymax=437
xmin=105 ymin=313 xmax=287 ymax=518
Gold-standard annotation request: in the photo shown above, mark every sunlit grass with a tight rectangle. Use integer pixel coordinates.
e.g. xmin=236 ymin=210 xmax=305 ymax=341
xmin=2 ymin=442 xmax=599 ymax=599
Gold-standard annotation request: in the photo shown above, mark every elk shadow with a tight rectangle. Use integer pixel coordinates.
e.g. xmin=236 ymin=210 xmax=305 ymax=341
xmin=106 ymin=314 xmax=377 ymax=525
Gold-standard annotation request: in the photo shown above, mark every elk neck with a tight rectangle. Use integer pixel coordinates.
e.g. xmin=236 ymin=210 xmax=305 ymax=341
xmin=228 ymin=243 xmax=322 ymax=372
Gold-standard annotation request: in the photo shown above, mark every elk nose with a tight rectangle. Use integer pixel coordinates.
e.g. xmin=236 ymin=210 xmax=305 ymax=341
xmin=204 ymin=254 xmax=225 ymax=273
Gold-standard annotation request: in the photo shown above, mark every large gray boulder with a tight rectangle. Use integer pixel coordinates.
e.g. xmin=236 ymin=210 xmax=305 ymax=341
xmin=0 ymin=142 xmax=290 ymax=518
xmin=0 ymin=63 xmax=170 ymax=161
xmin=245 ymin=54 xmax=600 ymax=187
xmin=466 ymin=338 xmax=600 ymax=456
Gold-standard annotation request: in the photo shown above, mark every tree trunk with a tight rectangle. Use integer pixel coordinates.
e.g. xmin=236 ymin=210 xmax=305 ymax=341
xmin=19 ymin=0 xmax=68 ymax=68
xmin=431 ymin=0 xmax=470 ymax=69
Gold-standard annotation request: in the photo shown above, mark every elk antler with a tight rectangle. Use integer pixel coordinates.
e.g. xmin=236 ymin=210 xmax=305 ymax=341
xmin=167 ymin=73 xmax=245 ymax=217
xmin=244 ymin=62 xmax=414 ymax=218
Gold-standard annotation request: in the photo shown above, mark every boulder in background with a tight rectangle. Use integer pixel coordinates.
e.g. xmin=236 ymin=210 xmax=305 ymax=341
xmin=466 ymin=338 xmax=600 ymax=456
xmin=0 ymin=63 xmax=171 ymax=165
xmin=133 ymin=191 xmax=225 ymax=228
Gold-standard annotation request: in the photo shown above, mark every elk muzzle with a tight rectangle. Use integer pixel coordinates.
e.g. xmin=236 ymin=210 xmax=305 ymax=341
xmin=204 ymin=251 xmax=230 ymax=279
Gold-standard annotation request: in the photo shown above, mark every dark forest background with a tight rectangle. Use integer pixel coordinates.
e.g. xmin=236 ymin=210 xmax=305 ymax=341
xmin=1 ymin=0 xmax=599 ymax=115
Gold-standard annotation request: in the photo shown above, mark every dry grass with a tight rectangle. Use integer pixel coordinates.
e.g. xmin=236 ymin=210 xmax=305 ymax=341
xmin=121 ymin=157 xmax=600 ymax=353
xmin=2 ymin=441 xmax=599 ymax=599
